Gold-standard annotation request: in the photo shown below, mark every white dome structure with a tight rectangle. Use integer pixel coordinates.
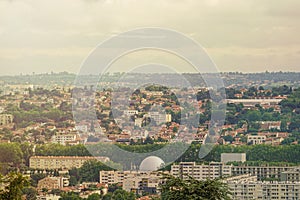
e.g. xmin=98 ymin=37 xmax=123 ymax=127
xmin=139 ymin=156 xmax=165 ymax=171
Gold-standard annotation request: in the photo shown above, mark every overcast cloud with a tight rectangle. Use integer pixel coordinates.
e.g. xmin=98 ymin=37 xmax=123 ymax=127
xmin=0 ymin=0 xmax=300 ymax=75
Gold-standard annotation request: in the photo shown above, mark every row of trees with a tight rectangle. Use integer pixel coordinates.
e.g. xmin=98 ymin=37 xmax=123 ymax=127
xmin=3 ymin=142 xmax=300 ymax=175
xmin=32 ymin=142 xmax=300 ymax=165
xmin=225 ymin=85 xmax=293 ymax=99
xmin=0 ymin=142 xmax=33 ymax=174
xmin=3 ymin=142 xmax=300 ymax=187
xmin=69 ymin=160 xmax=112 ymax=185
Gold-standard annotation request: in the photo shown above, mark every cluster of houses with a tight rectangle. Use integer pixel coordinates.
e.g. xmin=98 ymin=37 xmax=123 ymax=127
xmin=0 ymin=83 xmax=293 ymax=146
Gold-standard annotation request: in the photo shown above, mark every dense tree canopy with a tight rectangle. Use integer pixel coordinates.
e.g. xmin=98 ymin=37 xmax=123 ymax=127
xmin=33 ymin=143 xmax=300 ymax=166
xmin=160 ymin=174 xmax=231 ymax=200
xmin=79 ymin=160 xmax=112 ymax=182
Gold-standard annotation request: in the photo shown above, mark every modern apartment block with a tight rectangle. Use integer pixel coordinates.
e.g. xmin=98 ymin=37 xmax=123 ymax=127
xmin=99 ymin=171 xmax=160 ymax=185
xmin=171 ymin=162 xmax=299 ymax=181
xmin=99 ymin=170 xmax=128 ymax=185
xmin=231 ymin=165 xmax=295 ymax=181
xmin=280 ymin=168 xmax=300 ymax=182
xmin=226 ymin=174 xmax=300 ymax=200
xmin=29 ymin=156 xmax=109 ymax=170
xmin=171 ymin=162 xmax=232 ymax=180
xmin=51 ymin=133 xmax=80 ymax=145
xmin=99 ymin=170 xmax=163 ymax=194
xmin=170 ymin=162 xmax=300 ymax=199
xmin=122 ymin=173 xmax=162 ymax=194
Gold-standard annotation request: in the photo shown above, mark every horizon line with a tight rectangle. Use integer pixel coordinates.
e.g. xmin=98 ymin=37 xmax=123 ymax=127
xmin=1 ymin=70 xmax=300 ymax=77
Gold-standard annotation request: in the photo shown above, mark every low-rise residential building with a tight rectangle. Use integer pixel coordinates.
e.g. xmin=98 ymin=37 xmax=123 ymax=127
xmin=124 ymin=110 xmax=138 ymax=116
xmin=226 ymin=99 xmax=282 ymax=109
xmin=0 ymin=114 xmax=13 ymax=125
xmin=258 ymin=121 xmax=281 ymax=130
xmin=247 ymin=135 xmax=266 ymax=144
xmin=37 ymin=176 xmax=69 ymax=191
xmin=51 ymin=133 xmax=80 ymax=145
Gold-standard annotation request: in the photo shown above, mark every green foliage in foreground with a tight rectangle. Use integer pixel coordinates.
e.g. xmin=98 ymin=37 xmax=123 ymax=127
xmin=79 ymin=160 xmax=112 ymax=182
xmin=59 ymin=189 xmax=136 ymax=200
xmin=68 ymin=159 xmax=113 ymax=185
xmin=0 ymin=172 xmax=29 ymax=200
xmin=160 ymin=174 xmax=231 ymax=200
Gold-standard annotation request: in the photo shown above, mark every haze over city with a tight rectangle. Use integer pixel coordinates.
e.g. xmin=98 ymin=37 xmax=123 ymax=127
xmin=1 ymin=0 xmax=300 ymax=75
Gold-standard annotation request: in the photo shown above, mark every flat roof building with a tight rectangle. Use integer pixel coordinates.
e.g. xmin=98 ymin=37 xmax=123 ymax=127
xmin=99 ymin=170 xmax=163 ymax=195
xmin=280 ymin=168 xmax=300 ymax=182
xmin=29 ymin=156 xmax=109 ymax=170
xmin=247 ymin=135 xmax=266 ymax=145
xmin=231 ymin=165 xmax=295 ymax=181
xmin=221 ymin=153 xmax=246 ymax=164
xmin=171 ymin=162 xmax=231 ymax=180
xmin=226 ymin=175 xmax=300 ymax=200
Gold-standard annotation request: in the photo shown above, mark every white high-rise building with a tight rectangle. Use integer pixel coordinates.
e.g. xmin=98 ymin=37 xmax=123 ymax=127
xmin=171 ymin=162 xmax=231 ymax=180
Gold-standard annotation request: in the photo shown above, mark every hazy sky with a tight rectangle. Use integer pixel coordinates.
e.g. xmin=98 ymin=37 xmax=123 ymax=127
xmin=0 ymin=0 xmax=300 ymax=75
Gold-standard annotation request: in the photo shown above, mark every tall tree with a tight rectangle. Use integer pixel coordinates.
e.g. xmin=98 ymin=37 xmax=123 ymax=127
xmin=79 ymin=160 xmax=112 ymax=182
xmin=159 ymin=174 xmax=231 ymax=200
